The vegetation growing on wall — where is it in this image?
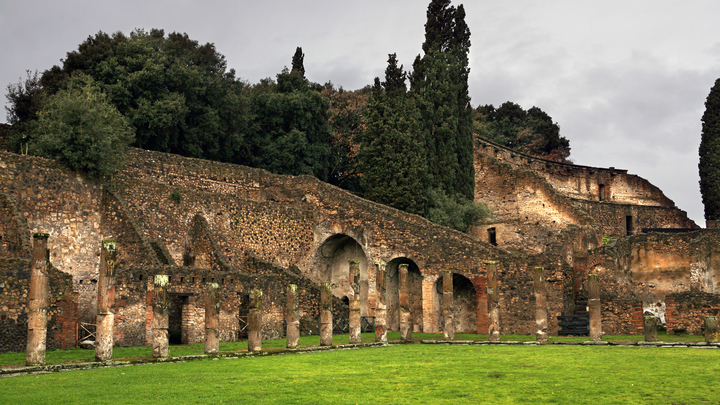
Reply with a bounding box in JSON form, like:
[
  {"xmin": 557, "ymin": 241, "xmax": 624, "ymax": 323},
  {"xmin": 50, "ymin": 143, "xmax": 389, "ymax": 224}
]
[{"xmin": 474, "ymin": 102, "xmax": 571, "ymax": 163}]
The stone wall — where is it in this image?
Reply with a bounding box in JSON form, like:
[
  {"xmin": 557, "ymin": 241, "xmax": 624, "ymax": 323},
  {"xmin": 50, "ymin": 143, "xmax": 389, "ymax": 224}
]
[
  {"xmin": 0, "ymin": 258, "xmax": 78, "ymax": 352},
  {"xmin": 581, "ymin": 230, "xmax": 720, "ymax": 334},
  {"xmin": 472, "ymin": 137, "xmax": 698, "ymax": 256},
  {"xmin": 0, "ymin": 151, "xmax": 102, "ymax": 322}
]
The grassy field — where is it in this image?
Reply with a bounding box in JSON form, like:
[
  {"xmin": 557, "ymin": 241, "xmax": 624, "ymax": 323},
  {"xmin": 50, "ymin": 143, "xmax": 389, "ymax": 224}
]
[{"xmin": 1, "ymin": 333, "xmax": 719, "ymax": 404}]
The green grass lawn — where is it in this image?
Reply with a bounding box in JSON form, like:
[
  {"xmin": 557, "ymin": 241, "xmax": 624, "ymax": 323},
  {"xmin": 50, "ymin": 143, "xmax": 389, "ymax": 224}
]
[
  {"xmin": 0, "ymin": 331, "xmax": 708, "ymax": 368},
  {"xmin": 1, "ymin": 342, "xmax": 719, "ymax": 404}
]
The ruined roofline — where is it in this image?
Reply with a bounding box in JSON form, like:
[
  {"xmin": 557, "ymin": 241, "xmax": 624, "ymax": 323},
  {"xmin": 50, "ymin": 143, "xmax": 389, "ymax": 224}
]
[{"xmin": 474, "ymin": 135, "xmax": 628, "ymax": 175}]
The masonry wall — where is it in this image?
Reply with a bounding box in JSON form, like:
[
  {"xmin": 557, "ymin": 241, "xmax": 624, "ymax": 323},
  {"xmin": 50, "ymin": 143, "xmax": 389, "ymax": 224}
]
[
  {"xmin": 0, "ymin": 151, "xmax": 102, "ymax": 322},
  {"xmin": 0, "ymin": 258, "xmax": 78, "ymax": 352},
  {"xmin": 581, "ymin": 230, "xmax": 720, "ymax": 334}
]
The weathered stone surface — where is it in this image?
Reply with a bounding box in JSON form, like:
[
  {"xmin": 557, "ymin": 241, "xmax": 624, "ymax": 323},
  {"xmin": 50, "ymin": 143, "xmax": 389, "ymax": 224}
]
[
  {"xmin": 399, "ymin": 264, "xmax": 412, "ymax": 341},
  {"xmin": 588, "ymin": 274, "xmax": 601, "ymax": 341},
  {"xmin": 644, "ymin": 315, "xmax": 658, "ymax": 342},
  {"xmin": 152, "ymin": 275, "xmax": 169, "ymax": 358},
  {"xmin": 286, "ymin": 284, "xmax": 300, "ymax": 349},
  {"xmin": 486, "ymin": 261, "xmax": 500, "ymax": 342},
  {"xmin": 95, "ymin": 239, "xmax": 116, "ymax": 362},
  {"xmin": 442, "ymin": 271, "xmax": 454, "ymax": 340},
  {"xmin": 205, "ymin": 282, "xmax": 220, "ymax": 355},
  {"xmin": 248, "ymin": 289, "xmax": 263, "ymax": 352},
  {"xmin": 320, "ymin": 281, "xmax": 333, "ymax": 346},
  {"xmin": 533, "ymin": 267, "xmax": 548, "ymax": 343},
  {"xmin": 349, "ymin": 260, "xmax": 361, "ymax": 344},
  {"xmin": 703, "ymin": 316, "xmax": 718, "ymax": 343},
  {"xmin": 26, "ymin": 233, "xmax": 49, "ymax": 366},
  {"xmin": 374, "ymin": 262, "xmax": 387, "ymax": 343}
]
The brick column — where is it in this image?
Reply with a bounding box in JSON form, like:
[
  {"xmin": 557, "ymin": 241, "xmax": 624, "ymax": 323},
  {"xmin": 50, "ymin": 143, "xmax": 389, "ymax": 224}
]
[
  {"xmin": 588, "ymin": 274, "xmax": 601, "ymax": 341},
  {"xmin": 286, "ymin": 284, "xmax": 300, "ymax": 349},
  {"xmin": 26, "ymin": 233, "xmax": 49, "ymax": 366},
  {"xmin": 320, "ymin": 281, "xmax": 333, "ymax": 346},
  {"xmin": 153, "ymin": 275, "xmax": 169, "ymax": 358},
  {"xmin": 631, "ymin": 302, "xmax": 644, "ymax": 334},
  {"xmin": 248, "ymin": 289, "xmax": 263, "ymax": 352},
  {"xmin": 471, "ymin": 277, "xmax": 488, "ymax": 334},
  {"xmin": 486, "ymin": 261, "xmax": 500, "ymax": 341},
  {"xmin": 374, "ymin": 262, "xmax": 387, "ymax": 343},
  {"xmin": 422, "ymin": 274, "xmax": 440, "ymax": 333},
  {"xmin": 349, "ymin": 260, "xmax": 361, "ymax": 344},
  {"xmin": 534, "ymin": 267, "xmax": 548, "ymax": 343},
  {"xmin": 205, "ymin": 282, "xmax": 220, "ymax": 354},
  {"xmin": 95, "ymin": 238, "xmax": 117, "ymax": 361},
  {"xmin": 399, "ymin": 263, "xmax": 412, "ymax": 341},
  {"xmin": 442, "ymin": 271, "xmax": 454, "ymax": 340}
]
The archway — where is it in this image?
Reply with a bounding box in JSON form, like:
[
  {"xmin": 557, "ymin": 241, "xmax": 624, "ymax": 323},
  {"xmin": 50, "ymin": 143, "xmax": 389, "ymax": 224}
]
[
  {"xmin": 386, "ymin": 258, "xmax": 423, "ymax": 332},
  {"xmin": 433, "ymin": 273, "xmax": 478, "ymax": 334},
  {"xmin": 316, "ymin": 234, "xmax": 370, "ymax": 316}
]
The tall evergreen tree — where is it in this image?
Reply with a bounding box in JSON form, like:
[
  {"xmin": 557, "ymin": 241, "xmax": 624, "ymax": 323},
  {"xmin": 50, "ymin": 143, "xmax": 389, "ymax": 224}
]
[
  {"xmin": 359, "ymin": 54, "xmax": 428, "ymax": 215},
  {"xmin": 410, "ymin": 0, "xmax": 474, "ymax": 200},
  {"xmin": 699, "ymin": 78, "xmax": 720, "ymax": 224}
]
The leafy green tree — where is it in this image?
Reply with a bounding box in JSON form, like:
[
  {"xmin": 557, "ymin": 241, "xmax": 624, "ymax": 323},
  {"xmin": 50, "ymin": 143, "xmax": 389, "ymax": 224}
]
[
  {"xmin": 20, "ymin": 29, "xmax": 250, "ymax": 163},
  {"xmin": 699, "ymin": 78, "xmax": 720, "ymax": 223},
  {"xmin": 5, "ymin": 70, "xmax": 44, "ymax": 128},
  {"xmin": 359, "ymin": 54, "xmax": 429, "ymax": 215},
  {"xmin": 474, "ymin": 102, "xmax": 571, "ymax": 162},
  {"xmin": 321, "ymin": 83, "xmax": 370, "ymax": 193},
  {"xmin": 24, "ymin": 74, "xmax": 134, "ymax": 176},
  {"xmin": 425, "ymin": 188, "xmax": 489, "ymax": 233},
  {"xmin": 410, "ymin": 0, "xmax": 475, "ymax": 201},
  {"xmin": 246, "ymin": 49, "xmax": 336, "ymax": 181}
]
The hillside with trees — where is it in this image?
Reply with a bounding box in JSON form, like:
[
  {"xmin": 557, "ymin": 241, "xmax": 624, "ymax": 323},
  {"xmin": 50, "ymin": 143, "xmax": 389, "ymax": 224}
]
[{"xmin": 4, "ymin": 0, "xmax": 569, "ymax": 232}]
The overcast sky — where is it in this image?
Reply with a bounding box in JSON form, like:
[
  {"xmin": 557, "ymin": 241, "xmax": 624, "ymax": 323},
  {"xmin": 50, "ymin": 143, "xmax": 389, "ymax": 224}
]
[{"xmin": 2, "ymin": 0, "xmax": 719, "ymax": 226}]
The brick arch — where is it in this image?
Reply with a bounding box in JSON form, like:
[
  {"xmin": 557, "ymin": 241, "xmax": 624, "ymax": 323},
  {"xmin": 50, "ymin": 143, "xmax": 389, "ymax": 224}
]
[
  {"xmin": 312, "ymin": 234, "xmax": 370, "ymax": 316},
  {"xmin": 385, "ymin": 257, "xmax": 422, "ymax": 332}
]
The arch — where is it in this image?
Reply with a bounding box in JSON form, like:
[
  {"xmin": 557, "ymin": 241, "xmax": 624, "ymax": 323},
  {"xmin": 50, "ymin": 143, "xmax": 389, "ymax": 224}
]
[
  {"xmin": 432, "ymin": 273, "xmax": 478, "ymax": 334},
  {"xmin": 314, "ymin": 234, "xmax": 370, "ymax": 316},
  {"xmin": 386, "ymin": 257, "xmax": 423, "ymax": 332}
]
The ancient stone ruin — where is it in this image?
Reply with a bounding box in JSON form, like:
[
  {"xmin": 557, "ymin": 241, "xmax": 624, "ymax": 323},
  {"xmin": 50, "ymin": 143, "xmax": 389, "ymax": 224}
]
[{"xmin": 1, "ymin": 134, "xmax": 717, "ymax": 354}]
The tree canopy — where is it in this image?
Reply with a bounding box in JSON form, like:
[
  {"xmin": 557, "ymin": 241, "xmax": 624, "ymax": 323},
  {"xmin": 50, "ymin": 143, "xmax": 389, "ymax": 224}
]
[
  {"xmin": 699, "ymin": 78, "xmax": 720, "ymax": 223},
  {"xmin": 410, "ymin": 0, "xmax": 475, "ymax": 201},
  {"xmin": 359, "ymin": 54, "xmax": 428, "ymax": 215},
  {"xmin": 474, "ymin": 102, "xmax": 571, "ymax": 162},
  {"xmin": 23, "ymin": 74, "xmax": 134, "ymax": 176}
]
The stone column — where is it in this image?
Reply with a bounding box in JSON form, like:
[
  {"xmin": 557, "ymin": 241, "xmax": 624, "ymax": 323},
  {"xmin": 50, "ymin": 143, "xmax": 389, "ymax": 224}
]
[
  {"xmin": 442, "ymin": 271, "xmax": 454, "ymax": 340},
  {"xmin": 26, "ymin": 233, "xmax": 49, "ymax": 366},
  {"xmin": 704, "ymin": 316, "xmax": 718, "ymax": 343},
  {"xmin": 320, "ymin": 281, "xmax": 333, "ymax": 346},
  {"xmin": 95, "ymin": 238, "xmax": 117, "ymax": 362},
  {"xmin": 375, "ymin": 262, "xmax": 387, "ymax": 343},
  {"xmin": 204, "ymin": 282, "xmax": 220, "ymax": 354},
  {"xmin": 349, "ymin": 260, "xmax": 362, "ymax": 344},
  {"xmin": 248, "ymin": 289, "xmax": 263, "ymax": 352},
  {"xmin": 153, "ymin": 275, "xmax": 170, "ymax": 358},
  {"xmin": 588, "ymin": 274, "xmax": 602, "ymax": 341},
  {"xmin": 534, "ymin": 267, "xmax": 548, "ymax": 343},
  {"xmin": 399, "ymin": 263, "xmax": 412, "ymax": 341},
  {"xmin": 486, "ymin": 261, "xmax": 500, "ymax": 342},
  {"xmin": 286, "ymin": 284, "xmax": 300, "ymax": 349},
  {"xmin": 644, "ymin": 315, "xmax": 658, "ymax": 342}
]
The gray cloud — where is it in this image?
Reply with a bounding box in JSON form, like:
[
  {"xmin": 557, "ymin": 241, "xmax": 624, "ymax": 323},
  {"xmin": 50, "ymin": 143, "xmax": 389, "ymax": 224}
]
[{"xmin": 2, "ymin": 0, "xmax": 719, "ymax": 226}]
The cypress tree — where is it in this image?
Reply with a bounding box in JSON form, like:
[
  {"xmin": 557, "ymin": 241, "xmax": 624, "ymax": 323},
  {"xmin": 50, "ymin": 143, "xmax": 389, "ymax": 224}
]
[
  {"xmin": 699, "ymin": 78, "xmax": 720, "ymax": 224},
  {"xmin": 410, "ymin": 0, "xmax": 474, "ymax": 200},
  {"xmin": 359, "ymin": 54, "xmax": 429, "ymax": 215}
]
